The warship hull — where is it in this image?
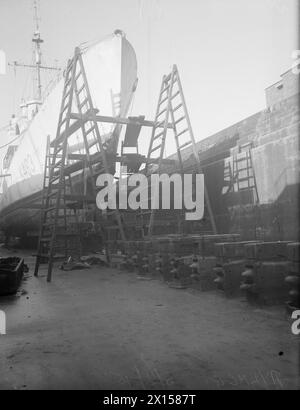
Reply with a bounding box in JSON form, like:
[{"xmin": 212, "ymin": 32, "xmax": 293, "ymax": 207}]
[{"xmin": 0, "ymin": 32, "xmax": 137, "ymax": 238}]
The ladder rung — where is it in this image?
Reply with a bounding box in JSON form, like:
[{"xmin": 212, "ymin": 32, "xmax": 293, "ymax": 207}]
[
  {"xmin": 48, "ymin": 181, "xmax": 63, "ymax": 189},
  {"xmin": 77, "ymin": 84, "xmax": 85, "ymax": 94},
  {"xmin": 237, "ymin": 167, "xmax": 251, "ymax": 172},
  {"xmin": 46, "ymin": 156, "xmax": 57, "ymax": 165},
  {"xmin": 155, "ymin": 120, "xmax": 165, "ymax": 129},
  {"xmin": 177, "ymin": 128, "xmax": 189, "ymax": 137},
  {"xmin": 173, "ymin": 102, "xmax": 183, "ymax": 112},
  {"xmin": 52, "ymin": 145, "xmax": 64, "ymax": 158},
  {"xmin": 160, "ymin": 85, "xmax": 170, "ymax": 95},
  {"xmin": 85, "ymin": 125, "xmax": 95, "ymax": 136},
  {"xmin": 65, "ymin": 66, "xmax": 73, "ymax": 78},
  {"xmin": 238, "ymin": 186, "xmax": 254, "ymax": 191},
  {"xmin": 63, "ymin": 89, "xmax": 71, "ymax": 102},
  {"xmin": 47, "ymin": 191, "xmax": 58, "ymax": 198},
  {"xmin": 157, "ymin": 107, "xmax": 167, "ymax": 118},
  {"xmin": 66, "ymin": 60, "xmax": 74, "ymax": 73},
  {"xmin": 45, "ymin": 207, "xmax": 56, "ymax": 213},
  {"xmin": 75, "ymin": 72, "xmax": 81, "ymax": 81},
  {"xmin": 79, "ymin": 97, "xmax": 89, "ymax": 108},
  {"xmin": 165, "ymin": 73, "xmax": 172, "ymax": 82},
  {"xmin": 171, "ymin": 90, "xmax": 180, "ymax": 100},
  {"xmin": 240, "ymin": 142, "xmax": 253, "ymax": 148},
  {"xmin": 159, "ymin": 95, "xmax": 169, "ymax": 106},
  {"xmin": 61, "ymin": 104, "xmax": 69, "ymax": 116},
  {"xmin": 50, "ymin": 175, "xmax": 60, "ymax": 183},
  {"xmin": 58, "ymin": 113, "xmax": 68, "ymax": 129},
  {"xmin": 65, "ymin": 77, "xmax": 72, "ymax": 88},
  {"xmin": 179, "ymin": 141, "xmax": 192, "ymax": 150},
  {"xmin": 88, "ymin": 139, "xmax": 99, "ymax": 149},
  {"xmin": 50, "ymin": 159, "xmax": 63, "ymax": 169},
  {"xmin": 54, "ymin": 145, "xmax": 63, "ymax": 154},
  {"xmin": 174, "ymin": 115, "xmax": 185, "ymax": 125},
  {"xmin": 153, "ymin": 130, "xmax": 164, "ymax": 141},
  {"xmin": 238, "ymin": 177, "xmax": 254, "ymax": 182},
  {"xmin": 235, "ymin": 155, "xmax": 249, "ymax": 161},
  {"xmin": 149, "ymin": 145, "xmax": 161, "ymax": 154}
]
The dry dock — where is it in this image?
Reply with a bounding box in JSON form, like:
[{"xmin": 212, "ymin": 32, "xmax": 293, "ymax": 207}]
[{"xmin": 0, "ymin": 249, "xmax": 298, "ymax": 390}]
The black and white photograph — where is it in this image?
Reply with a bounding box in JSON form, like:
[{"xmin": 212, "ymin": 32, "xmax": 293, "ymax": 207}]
[{"xmin": 0, "ymin": 0, "xmax": 299, "ymax": 394}]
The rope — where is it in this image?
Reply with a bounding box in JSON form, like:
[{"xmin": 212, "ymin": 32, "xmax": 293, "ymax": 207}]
[
  {"xmin": 0, "ymin": 133, "xmax": 22, "ymax": 150},
  {"xmin": 79, "ymin": 33, "xmax": 112, "ymax": 52}
]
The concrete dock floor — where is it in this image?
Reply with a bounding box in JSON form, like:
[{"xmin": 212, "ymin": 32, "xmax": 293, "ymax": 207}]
[{"xmin": 0, "ymin": 249, "xmax": 299, "ymax": 390}]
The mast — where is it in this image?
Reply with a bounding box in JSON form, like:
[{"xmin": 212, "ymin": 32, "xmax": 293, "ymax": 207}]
[
  {"xmin": 32, "ymin": 0, "xmax": 43, "ymax": 101},
  {"xmin": 8, "ymin": 0, "xmax": 60, "ymax": 107}
]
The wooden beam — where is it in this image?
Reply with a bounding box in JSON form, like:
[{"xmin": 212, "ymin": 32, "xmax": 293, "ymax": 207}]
[
  {"xmin": 22, "ymin": 203, "xmax": 43, "ymax": 209},
  {"xmin": 115, "ymin": 155, "xmax": 176, "ymax": 165},
  {"xmin": 64, "ymin": 194, "xmax": 95, "ymax": 203},
  {"xmin": 50, "ymin": 118, "xmax": 82, "ymax": 147},
  {"xmin": 69, "ymin": 113, "xmax": 174, "ymax": 129}
]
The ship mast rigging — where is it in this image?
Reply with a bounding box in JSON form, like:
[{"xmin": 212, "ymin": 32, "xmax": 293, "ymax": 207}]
[
  {"xmin": 32, "ymin": 0, "xmax": 43, "ymax": 101},
  {"xmin": 8, "ymin": 0, "xmax": 60, "ymax": 103}
]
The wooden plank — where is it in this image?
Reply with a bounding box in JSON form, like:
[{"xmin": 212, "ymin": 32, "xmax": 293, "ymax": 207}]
[
  {"xmin": 69, "ymin": 113, "xmax": 174, "ymax": 129},
  {"xmin": 64, "ymin": 194, "xmax": 95, "ymax": 203},
  {"xmin": 50, "ymin": 119, "xmax": 82, "ymax": 147}
]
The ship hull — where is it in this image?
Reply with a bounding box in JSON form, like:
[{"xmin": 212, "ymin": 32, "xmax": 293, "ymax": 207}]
[{"xmin": 0, "ymin": 32, "xmax": 137, "ymax": 236}]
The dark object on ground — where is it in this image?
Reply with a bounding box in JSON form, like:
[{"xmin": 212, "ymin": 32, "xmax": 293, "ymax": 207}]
[
  {"xmin": 80, "ymin": 255, "xmax": 108, "ymax": 266},
  {"xmin": 60, "ymin": 254, "xmax": 108, "ymax": 271},
  {"xmin": 60, "ymin": 259, "xmax": 91, "ymax": 271},
  {"xmin": 0, "ymin": 257, "xmax": 25, "ymax": 295}
]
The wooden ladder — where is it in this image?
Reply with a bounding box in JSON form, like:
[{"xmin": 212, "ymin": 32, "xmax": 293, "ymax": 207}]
[
  {"xmin": 34, "ymin": 47, "xmax": 125, "ymax": 282},
  {"xmin": 233, "ymin": 142, "xmax": 259, "ymax": 203},
  {"xmin": 144, "ymin": 64, "xmax": 217, "ymax": 236}
]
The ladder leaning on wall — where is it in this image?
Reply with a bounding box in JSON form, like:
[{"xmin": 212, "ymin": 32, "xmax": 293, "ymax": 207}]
[{"xmin": 33, "ymin": 47, "xmax": 126, "ymax": 282}]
